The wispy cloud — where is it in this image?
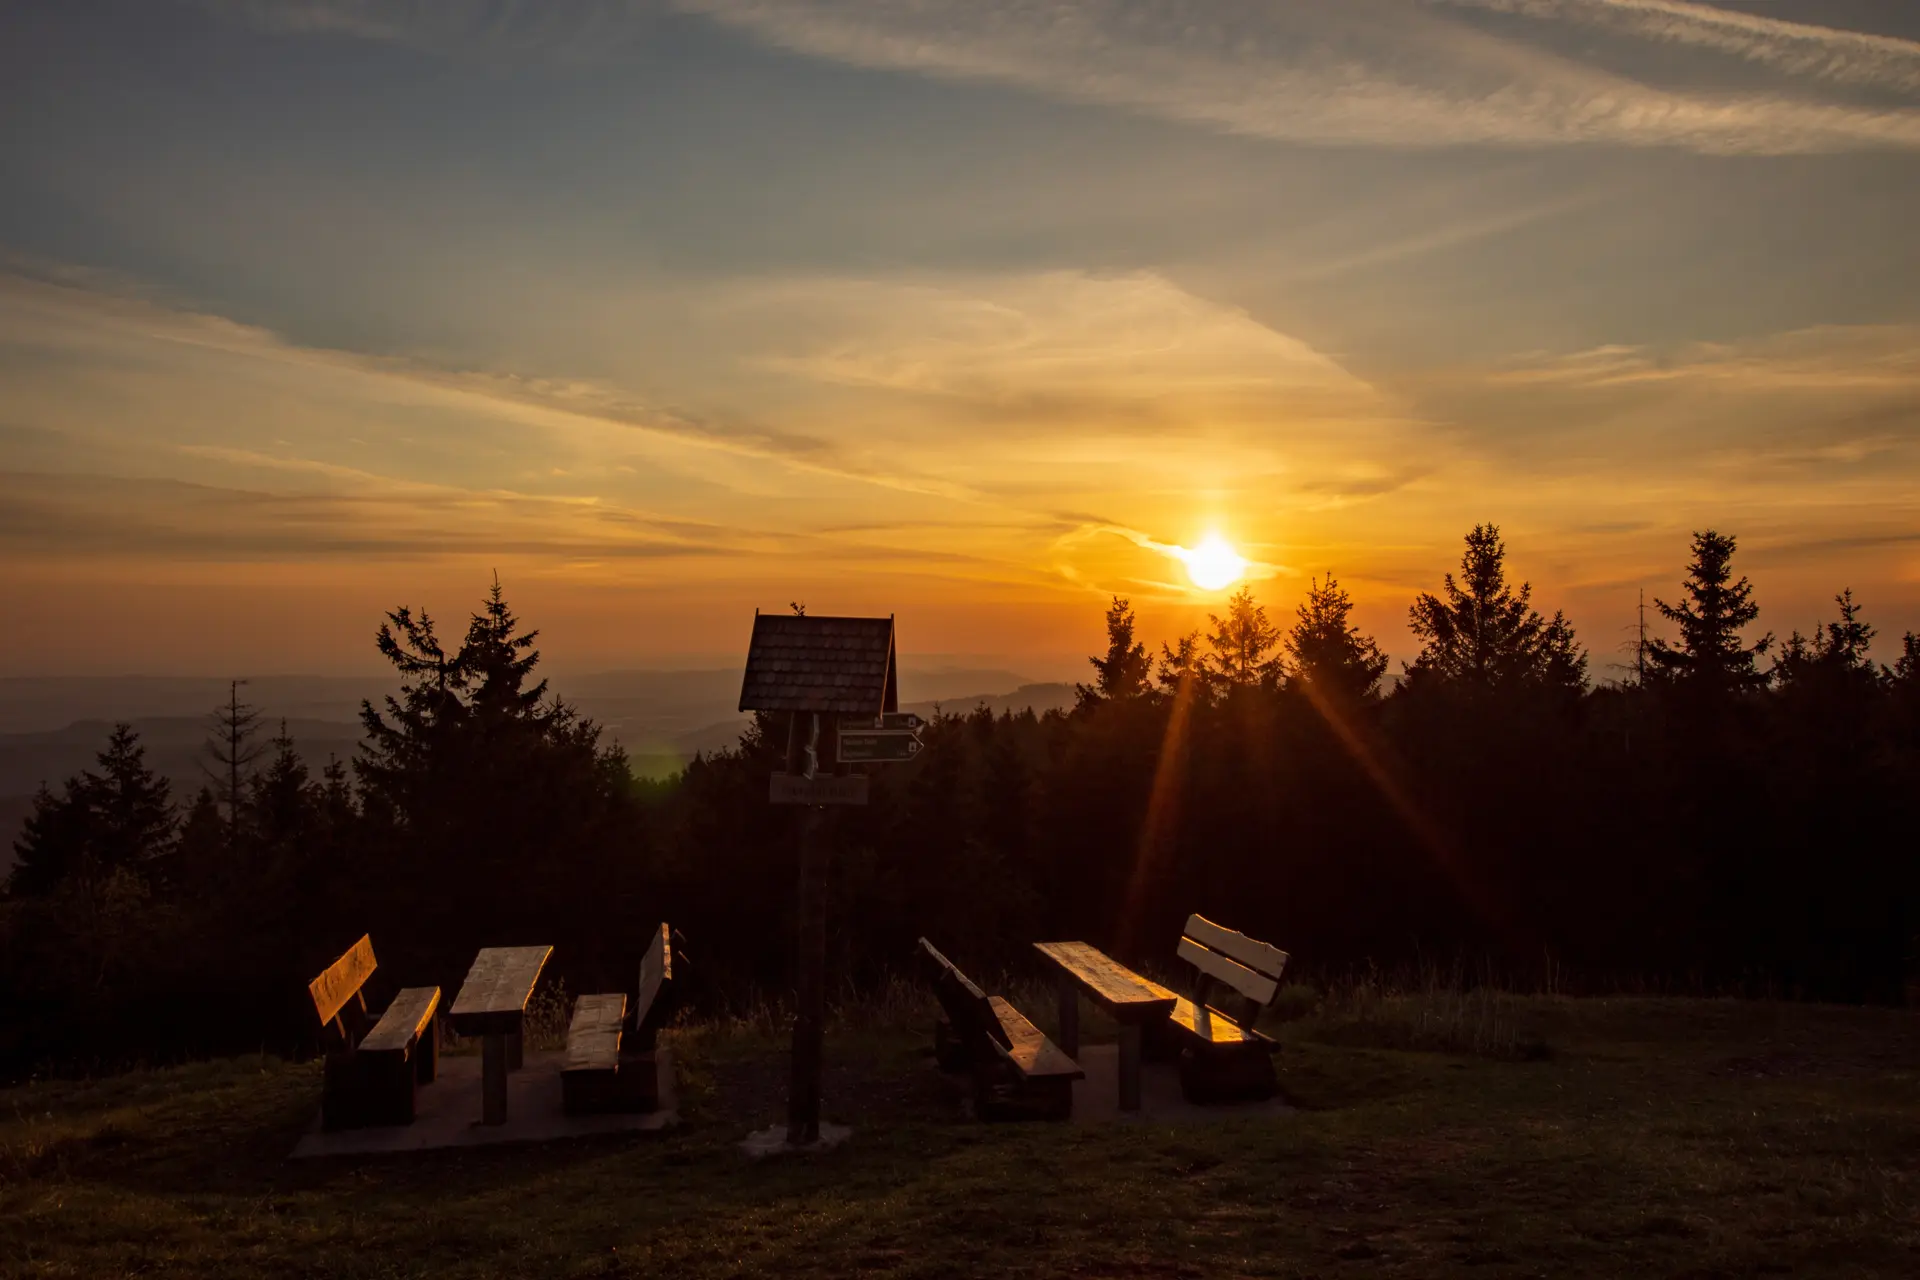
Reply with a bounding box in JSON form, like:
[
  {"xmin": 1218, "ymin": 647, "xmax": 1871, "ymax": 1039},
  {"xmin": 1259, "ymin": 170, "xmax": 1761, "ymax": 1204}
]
[
  {"xmin": 0, "ymin": 270, "xmax": 980, "ymax": 502},
  {"xmin": 207, "ymin": 1, "xmax": 1920, "ymax": 153},
  {"xmin": 1445, "ymin": 0, "xmax": 1920, "ymax": 94},
  {"xmin": 675, "ymin": 0, "xmax": 1920, "ymax": 154},
  {"xmin": 728, "ymin": 270, "xmax": 1385, "ymax": 423}
]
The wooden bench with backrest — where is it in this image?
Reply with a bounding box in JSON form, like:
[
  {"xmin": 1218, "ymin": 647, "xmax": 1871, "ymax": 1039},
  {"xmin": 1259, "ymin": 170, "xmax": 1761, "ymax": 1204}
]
[
  {"xmin": 1154, "ymin": 914, "xmax": 1291, "ymax": 1103},
  {"xmin": 918, "ymin": 938, "xmax": 1083, "ymax": 1120},
  {"xmin": 308, "ymin": 935, "xmax": 442, "ymax": 1130},
  {"xmin": 561, "ymin": 922, "xmax": 676, "ymax": 1115}
]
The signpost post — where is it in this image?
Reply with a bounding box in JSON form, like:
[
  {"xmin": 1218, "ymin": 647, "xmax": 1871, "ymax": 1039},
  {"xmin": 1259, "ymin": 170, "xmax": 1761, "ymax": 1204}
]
[{"xmin": 737, "ymin": 611, "xmax": 909, "ymax": 1153}]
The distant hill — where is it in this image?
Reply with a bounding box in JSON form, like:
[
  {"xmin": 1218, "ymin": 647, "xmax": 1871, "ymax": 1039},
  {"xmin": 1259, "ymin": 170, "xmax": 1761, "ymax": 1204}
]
[
  {"xmin": 659, "ymin": 682, "xmax": 1078, "ymax": 778},
  {"xmin": 0, "ymin": 664, "xmax": 1051, "ymax": 854}
]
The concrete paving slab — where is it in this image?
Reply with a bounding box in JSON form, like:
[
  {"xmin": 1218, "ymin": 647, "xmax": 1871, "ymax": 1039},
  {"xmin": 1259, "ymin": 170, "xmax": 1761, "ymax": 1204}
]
[
  {"xmin": 1068, "ymin": 1045, "xmax": 1293, "ymax": 1125},
  {"xmin": 740, "ymin": 1121, "xmax": 853, "ymax": 1158},
  {"xmin": 290, "ymin": 1048, "xmax": 677, "ymax": 1158}
]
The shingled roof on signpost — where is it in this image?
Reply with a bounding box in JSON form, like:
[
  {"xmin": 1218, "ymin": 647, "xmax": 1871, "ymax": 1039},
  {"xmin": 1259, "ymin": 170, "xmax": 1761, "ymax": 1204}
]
[{"xmin": 738, "ymin": 613, "xmax": 898, "ymax": 715}]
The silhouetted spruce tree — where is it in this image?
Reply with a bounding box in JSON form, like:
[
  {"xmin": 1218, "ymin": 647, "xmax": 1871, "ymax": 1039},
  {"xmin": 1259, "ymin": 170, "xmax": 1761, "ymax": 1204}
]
[
  {"xmin": 1406, "ymin": 524, "xmax": 1584, "ymax": 692},
  {"xmin": 252, "ymin": 722, "xmax": 318, "ymax": 846},
  {"xmin": 354, "ymin": 580, "xmax": 639, "ymax": 979},
  {"xmin": 1156, "ymin": 631, "xmax": 1204, "ymax": 694},
  {"xmin": 203, "ymin": 679, "xmax": 265, "ymax": 840},
  {"xmin": 1647, "ymin": 530, "xmax": 1771, "ymax": 696},
  {"xmin": 1284, "ymin": 574, "xmax": 1389, "ymax": 703},
  {"xmin": 1076, "ymin": 595, "xmax": 1153, "ymax": 707},
  {"xmin": 8, "ymin": 783, "xmax": 90, "ymax": 897},
  {"xmin": 1205, "ymin": 586, "xmax": 1283, "ymax": 691},
  {"xmin": 1774, "ymin": 590, "xmax": 1881, "ymax": 694},
  {"xmin": 7, "ymin": 724, "xmax": 174, "ymax": 896},
  {"xmin": 171, "ymin": 785, "xmax": 227, "ymax": 891},
  {"xmin": 463, "ymin": 575, "xmax": 550, "ymax": 725},
  {"xmin": 355, "ymin": 606, "xmax": 466, "ymax": 824}
]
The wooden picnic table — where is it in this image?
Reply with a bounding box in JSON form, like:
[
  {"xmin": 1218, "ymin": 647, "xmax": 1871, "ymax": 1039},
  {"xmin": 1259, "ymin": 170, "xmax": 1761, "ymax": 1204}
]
[
  {"xmin": 1032, "ymin": 940, "xmax": 1176, "ymax": 1111},
  {"xmin": 449, "ymin": 944, "xmax": 552, "ymax": 1125}
]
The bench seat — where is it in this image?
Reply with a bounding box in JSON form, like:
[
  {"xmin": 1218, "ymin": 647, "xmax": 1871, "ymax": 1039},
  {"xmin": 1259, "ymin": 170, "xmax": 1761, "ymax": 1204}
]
[
  {"xmin": 360, "ymin": 986, "xmax": 443, "ymax": 1075},
  {"xmin": 1164, "ymin": 995, "xmax": 1269, "ymax": 1046},
  {"xmin": 920, "ymin": 938, "xmax": 1081, "ymax": 1121},
  {"xmin": 988, "ymin": 997, "xmax": 1084, "ymax": 1080},
  {"xmin": 561, "ymin": 992, "xmax": 627, "ymax": 1115},
  {"xmin": 561, "ymin": 924, "xmax": 675, "ymax": 1116}
]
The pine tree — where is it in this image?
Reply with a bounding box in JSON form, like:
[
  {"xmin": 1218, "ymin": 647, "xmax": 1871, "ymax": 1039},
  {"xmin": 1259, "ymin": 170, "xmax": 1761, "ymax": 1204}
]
[
  {"xmin": 8, "ymin": 781, "xmax": 90, "ymax": 896},
  {"xmin": 252, "ymin": 721, "xmax": 317, "ymax": 844},
  {"xmin": 1407, "ymin": 524, "xmax": 1585, "ymax": 692},
  {"xmin": 1076, "ymin": 596, "xmax": 1152, "ymax": 707},
  {"xmin": 1647, "ymin": 530, "xmax": 1771, "ymax": 695},
  {"xmin": 7, "ymin": 724, "xmax": 173, "ymax": 896},
  {"xmin": 203, "ymin": 679, "xmax": 265, "ymax": 837},
  {"xmin": 172, "ymin": 785, "xmax": 228, "ymax": 890},
  {"xmin": 463, "ymin": 574, "xmax": 549, "ymax": 725},
  {"xmin": 1205, "ymin": 587, "xmax": 1282, "ymax": 690},
  {"xmin": 1775, "ymin": 590, "xmax": 1884, "ymax": 695},
  {"xmin": 85, "ymin": 724, "xmax": 174, "ymax": 873},
  {"xmin": 357, "ymin": 606, "xmax": 466, "ymax": 814},
  {"xmin": 1284, "ymin": 574, "xmax": 1389, "ymax": 703},
  {"xmin": 1157, "ymin": 631, "xmax": 1204, "ymax": 693}
]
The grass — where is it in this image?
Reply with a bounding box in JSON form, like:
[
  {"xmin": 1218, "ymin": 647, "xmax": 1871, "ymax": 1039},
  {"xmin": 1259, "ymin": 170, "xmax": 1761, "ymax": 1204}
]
[{"xmin": 3, "ymin": 992, "xmax": 1918, "ymax": 1277}]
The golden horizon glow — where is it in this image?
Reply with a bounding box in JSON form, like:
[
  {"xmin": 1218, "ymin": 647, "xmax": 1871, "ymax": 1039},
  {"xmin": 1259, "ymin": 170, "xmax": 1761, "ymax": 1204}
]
[{"xmin": 1177, "ymin": 534, "xmax": 1248, "ymax": 592}]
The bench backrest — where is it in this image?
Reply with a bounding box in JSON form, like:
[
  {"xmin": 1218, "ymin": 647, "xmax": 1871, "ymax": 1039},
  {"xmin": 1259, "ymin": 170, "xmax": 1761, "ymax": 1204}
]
[
  {"xmin": 310, "ymin": 934, "xmax": 377, "ymax": 1046},
  {"xmin": 635, "ymin": 922, "xmax": 673, "ymax": 1032},
  {"xmin": 917, "ymin": 938, "xmax": 1011, "ymax": 1050},
  {"xmin": 1175, "ymin": 915, "xmax": 1289, "ymax": 1015}
]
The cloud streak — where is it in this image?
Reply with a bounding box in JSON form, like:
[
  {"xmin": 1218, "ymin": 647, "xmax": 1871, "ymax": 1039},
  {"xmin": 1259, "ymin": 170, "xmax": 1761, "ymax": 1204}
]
[
  {"xmin": 0, "ymin": 269, "xmax": 983, "ymax": 503},
  {"xmin": 676, "ymin": 0, "xmax": 1920, "ymax": 154},
  {"xmin": 1446, "ymin": 0, "xmax": 1920, "ymax": 95}
]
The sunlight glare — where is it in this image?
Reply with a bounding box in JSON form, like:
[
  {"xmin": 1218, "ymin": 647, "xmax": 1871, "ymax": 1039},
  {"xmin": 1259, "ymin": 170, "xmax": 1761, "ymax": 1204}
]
[{"xmin": 1179, "ymin": 534, "xmax": 1247, "ymax": 591}]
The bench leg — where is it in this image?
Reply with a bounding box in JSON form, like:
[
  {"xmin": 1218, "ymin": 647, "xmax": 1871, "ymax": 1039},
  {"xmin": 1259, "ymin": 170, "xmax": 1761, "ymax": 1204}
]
[
  {"xmin": 482, "ymin": 1034, "xmax": 509, "ymax": 1125},
  {"xmin": 506, "ymin": 1028, "xmax": 523, "ymax": 1071},
  {"xmin": 416, "ymin": 1017, "xmax": 440, "ymax": 1084},
  {"xmin": 1118, "ymin": 1023, "xmax": 1143, "ymax": 1112},
  {"xmin": 1055, "ymin": 972, "xmax": 1080, "ymax": 1059}
]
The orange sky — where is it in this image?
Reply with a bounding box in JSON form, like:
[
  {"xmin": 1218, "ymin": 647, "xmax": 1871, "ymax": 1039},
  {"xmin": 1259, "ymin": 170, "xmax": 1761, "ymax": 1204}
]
[{"xmin": 3, "ymin": 2, "xmax": 1918, "ymax": 677}]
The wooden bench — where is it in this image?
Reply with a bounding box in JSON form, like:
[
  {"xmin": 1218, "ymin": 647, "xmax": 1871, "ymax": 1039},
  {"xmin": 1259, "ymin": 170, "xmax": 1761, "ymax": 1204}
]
[
  {"xmin": 918, "ymin": 938, "xmax": 1083, "ymax": 1121},
  {"xmin": 1154, "ymin": 914, "xmax": 1290, "ymax": 1103},
  {"xmin": 561, "ymin": 922, "xmax": 675, "ymax": 1115},
  {"xmin": 308, "ymin": 935, "xmax": 442, "ymax": 1131}
]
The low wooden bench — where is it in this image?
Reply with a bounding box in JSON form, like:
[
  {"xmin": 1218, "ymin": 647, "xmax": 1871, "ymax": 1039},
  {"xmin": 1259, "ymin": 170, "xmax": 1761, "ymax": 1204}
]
[
  {"xmin": 561, "ymin": 922, "xmax": 675, "ymax": 1116},
  {"xmin": 919, "ymin": 938, "xmax": 1083, "ymax": 1121},
  {"xmin": 1155, "ymin": 914, "xmax": 1290, "ymax": 1103},
  {"xmin": 308, "ymin": 935, "xmax": 442, "ymax": 1131}
]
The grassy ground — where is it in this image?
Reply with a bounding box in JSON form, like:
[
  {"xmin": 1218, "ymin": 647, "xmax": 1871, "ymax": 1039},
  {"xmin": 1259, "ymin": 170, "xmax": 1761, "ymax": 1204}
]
[{"xmin": 3, "ymin": 993, "xmax": 1918, "ymax": 1278}]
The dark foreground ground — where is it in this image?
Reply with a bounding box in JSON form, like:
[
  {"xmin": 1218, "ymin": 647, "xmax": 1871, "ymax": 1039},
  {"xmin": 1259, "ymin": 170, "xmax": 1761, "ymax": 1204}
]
[{"xmin": 2, "ymin": 994, "xmax": 1917, "ymax": 1278}]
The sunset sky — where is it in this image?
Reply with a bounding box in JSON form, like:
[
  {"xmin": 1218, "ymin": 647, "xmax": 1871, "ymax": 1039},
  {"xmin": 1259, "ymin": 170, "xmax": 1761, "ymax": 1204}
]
[{"xmin": 3, "ymin": 0, "xmax": 1918, "ymax": 678}]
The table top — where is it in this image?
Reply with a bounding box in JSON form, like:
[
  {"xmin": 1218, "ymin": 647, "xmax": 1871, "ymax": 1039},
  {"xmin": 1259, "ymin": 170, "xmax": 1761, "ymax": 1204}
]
[
  {"xmin": 1033, "ymin": 941, "xmax": 1177, "ymax": 1018},
  {"xmin": 449, "ymin": 945, "xmax": 552, "ymax": 1035}
]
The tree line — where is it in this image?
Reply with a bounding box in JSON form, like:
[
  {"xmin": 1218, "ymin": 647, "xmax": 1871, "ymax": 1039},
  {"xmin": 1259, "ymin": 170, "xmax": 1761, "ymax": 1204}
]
[{"xmin": 3, "ymin": 529, "xmax": 1917, "ymax": 1073}]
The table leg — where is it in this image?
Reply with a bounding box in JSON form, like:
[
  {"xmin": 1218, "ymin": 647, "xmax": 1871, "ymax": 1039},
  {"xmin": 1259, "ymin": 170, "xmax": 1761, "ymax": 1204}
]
[
  {"xmin": 506, "ymin": 1028, "xmax": 523, "ymax": 1071},
  {"xmin": 482, "ymin": 1033, "xmax": 508, "ymax": 1125},
  {"xmin": 1055, "ymin": 971, "xmax": 1080, "ymax": 1059},
  {"xmin": 1118, "ymin": 1023, "xmax": 1143, "ymax": 1112}
]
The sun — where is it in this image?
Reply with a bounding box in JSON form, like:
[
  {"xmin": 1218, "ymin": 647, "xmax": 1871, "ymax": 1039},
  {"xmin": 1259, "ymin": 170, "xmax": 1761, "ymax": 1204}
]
[{"xmin": 1179, "ymin": 534, "xmax": 1247, "ymax": 591}]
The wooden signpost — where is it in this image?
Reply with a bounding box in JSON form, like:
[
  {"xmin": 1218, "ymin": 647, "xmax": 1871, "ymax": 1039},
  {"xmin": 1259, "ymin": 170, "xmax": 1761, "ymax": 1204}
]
[{"xmin": 739, "ymin": 611, "xmax": 908, "ymax": 1148}]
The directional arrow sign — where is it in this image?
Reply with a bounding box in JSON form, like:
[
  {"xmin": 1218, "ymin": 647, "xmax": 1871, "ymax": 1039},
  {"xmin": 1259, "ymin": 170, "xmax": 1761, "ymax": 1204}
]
[
  {"xmin": 838, "ymin": 712, "xmax": 926, "ymax": 733},
  {"xmin": 837, "ymin": 730, "xmax": 923, "ymax": 763}
]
